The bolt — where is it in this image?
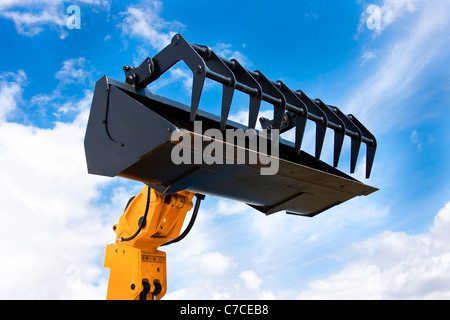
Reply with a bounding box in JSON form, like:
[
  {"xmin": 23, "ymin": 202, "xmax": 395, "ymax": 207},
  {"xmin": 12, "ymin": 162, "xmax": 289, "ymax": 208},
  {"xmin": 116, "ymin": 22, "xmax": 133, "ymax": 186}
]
[
  {"xmin": 123, "ymin": 65, "xmax": 131, "ymax": 71},
  {"xmin": 130, "ymin": 283, "xmax": 135, "ymax": 290},
  {"xmin": 126, "ymin": 75, "xmax": 134, "ymax": 85},
  {"xmin": 196, "ymin": 65, "xmax": 203, "ymax": 74},
  {"xmin": 172, "ymin": 34, "xmax": 180, "ymax": 45}
]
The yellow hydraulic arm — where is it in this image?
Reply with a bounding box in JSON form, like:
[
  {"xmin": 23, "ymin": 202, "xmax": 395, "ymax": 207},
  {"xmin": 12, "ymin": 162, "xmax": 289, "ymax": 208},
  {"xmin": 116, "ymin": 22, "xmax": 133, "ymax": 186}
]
[{"xmin": 104, "ymin": 185, "xmax": 203, "ymax": 300}]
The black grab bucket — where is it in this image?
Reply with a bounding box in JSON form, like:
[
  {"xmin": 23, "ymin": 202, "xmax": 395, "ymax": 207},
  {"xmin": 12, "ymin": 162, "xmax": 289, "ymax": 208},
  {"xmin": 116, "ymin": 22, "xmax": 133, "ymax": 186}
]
[{"xmin": 84, "ymin": 34, "xmax": 378, "ymax": 217}]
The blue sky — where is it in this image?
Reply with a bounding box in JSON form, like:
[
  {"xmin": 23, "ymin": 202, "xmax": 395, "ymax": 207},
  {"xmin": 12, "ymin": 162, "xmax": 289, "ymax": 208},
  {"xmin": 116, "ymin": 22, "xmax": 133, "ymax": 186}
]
[{"xmin": 0, "ymin": 0, "xmax": 449, "ymax": 299}]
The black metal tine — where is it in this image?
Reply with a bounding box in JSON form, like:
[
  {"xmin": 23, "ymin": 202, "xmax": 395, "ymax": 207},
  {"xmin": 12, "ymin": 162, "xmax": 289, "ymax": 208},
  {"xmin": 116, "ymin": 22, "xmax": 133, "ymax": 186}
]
[
  {"xmin": 315, "ymin": 99, "xmax": 346, "ymax": 168},
  {"xmin": 348, "ymin": 114, "xmax": 377, "ymax": 179},
  {"xmin": 329, "ymin": 106, "xmax": 362, "ymax": 173},
  {"xmin": 150, "ymin": 34, "xmax": 208, "ymax": 121},
  {"xmin": 292, "ymin": 114, "xmax": 308, "ymax": 155},
  {"xmin": 276, "ymin": 81, "xmax": 308, "ymax": 154},
  {"xmin": 249, "ymin": 96, "xmax": 262, "ymax": 130},
  {"xmin": 195, "ymin": 45, "xmax": 236, "ymax": 130},
  {"xmin": 254, "ymin": 71, "xmax": 286, "ymax": 130},
  {"xmin": 220, "ymin": 85, "xmax": 235, "ymax": 130},
  {"xmin": 190, "ymin": 73, "xmax": 207, "ymax": 121},
  {"xmin": 295, "ymin": 90, "xmax": 327, "ymax": 160},
  {"xmin": 229, "ymin": 59, "xmax": 262, "ymax": 129}
]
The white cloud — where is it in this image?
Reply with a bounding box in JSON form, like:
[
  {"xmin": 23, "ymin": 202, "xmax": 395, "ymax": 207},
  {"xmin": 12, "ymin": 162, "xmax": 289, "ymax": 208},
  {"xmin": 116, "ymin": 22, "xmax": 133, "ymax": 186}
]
[
  {"xmin": 357, "ymin": 0, "xmax": 425, "ymax": 36},
  {"xmin": 0, "ymin": 92, "xmax": 106, "ymax": 299},
  {"xmin": 296, "ymin": 202, "xmax": 450, "ymax": 299},
  {"xmin": 30, "ymin": 57, "xmax": 94, "ymax": 121},
  {"xmin": 213, "ymin": 42, "xmax": 251, "ymax": 68},
  {"xmin": 193, "ymin": 252, "xmax": 235, "ymax": 276},
  {"xmin": 0, "ymin": 68, "xmax": 133, "ymax": 299},
  {"xmin": 359, "ymin": 47, "xmax": 376, "ymax": 66},
  {"xmin": 239, "ymin": 270, "xmax": 262, "ymax": 289},
  {"xmin": 348, "ymin": 0, "xmax": 450, "ymax": 131},
  {"xmin": 379, "ymin": 0, "xmax": 423, "ymax": 31},
  {"xmin": 0, "ymin": 70, "xmax": 26, "ymax": 122},
  {"xmin": 118, "ymin": 1, "xmax": 184, "ymax": 51},
  {"xmin": 1, "ymin": 7, "xmax": 65, "ymax": 36},
  {"xmin": 0, "ymin": 0, "xmax": 110, "ymax": 38},
  {"xmin": 55, "ymin": 57, "xmax": 90, "ymax": 86},
  {"xmin": 410, "ymin": 130, "xmax": 422, "ymax": 150}
]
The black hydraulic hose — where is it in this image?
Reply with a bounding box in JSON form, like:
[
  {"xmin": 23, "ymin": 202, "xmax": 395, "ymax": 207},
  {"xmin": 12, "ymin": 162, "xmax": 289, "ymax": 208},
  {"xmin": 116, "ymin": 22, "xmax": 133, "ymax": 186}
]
[
  {"xmin": 161, "ymin": 194, "xmax": 205, "ymax": 247},
  {"xmin": 119, "ymin": 186, "xmax": 151, "ymax": 242}
]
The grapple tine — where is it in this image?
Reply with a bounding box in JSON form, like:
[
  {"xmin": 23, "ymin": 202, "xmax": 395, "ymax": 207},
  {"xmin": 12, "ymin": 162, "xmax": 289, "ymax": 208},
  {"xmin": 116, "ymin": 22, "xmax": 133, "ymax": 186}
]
[
  {"xmin": 254, "ymin": 70, "xmax": 286, "ymax": 130},
  {"xmin": 140, "ymin": 34, "xmax": 208, "ymax": 121},
  {"xmin": 348, "ymin": 114, "xmax": 377, "ymax": 178},
  {"xmin": 190, "ymin": 73, "xmax": 206, "ymax": 121},
  {"xmin": 229, "ymin": 59, "xmax": 262, "ymax": 129},
  {"xmin": 350, "ymin": 137, "xmax": 362, "ymax": 173},
  {"xmin": 328, "ymin": 106, "xmax": 362, "ymax": 173},
  {"xmin": 296, "ymin": 90, "xmax": 327, "ymax": 160},
  {"xmin": 314, "ymin": 99, "xmax": 346, "ymax": 168},
  {"xmin": 249, "ymin": 95, "xmax": 262, "ymax": 130},
  {"xmin": 194, "ymin": 45, "xmax": 236, "ymax": 130},
  {"xmin": 293, "ymin": 112, "xmax": 308, "ymax": 155},
  {"xmin": 276, "ymin": 81, "xmax": 308, "ymax": 154},
  {"xmin": 220, "ymin": 85, "xmax": 235, "ymax": 130}
]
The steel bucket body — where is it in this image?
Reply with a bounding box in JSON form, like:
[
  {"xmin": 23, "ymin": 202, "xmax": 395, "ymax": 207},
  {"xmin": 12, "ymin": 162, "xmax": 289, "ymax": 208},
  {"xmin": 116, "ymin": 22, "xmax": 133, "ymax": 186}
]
[{"xmin": 84, "ymin": 76, "xmax": 377, "ymax": 217}]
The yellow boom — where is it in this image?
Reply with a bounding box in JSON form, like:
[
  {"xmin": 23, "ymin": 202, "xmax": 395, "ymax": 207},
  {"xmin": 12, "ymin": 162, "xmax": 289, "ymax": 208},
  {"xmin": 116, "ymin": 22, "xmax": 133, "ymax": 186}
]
[{"xmin": 104, "ymin": 185, "xmax": 197, "ymax": 300}]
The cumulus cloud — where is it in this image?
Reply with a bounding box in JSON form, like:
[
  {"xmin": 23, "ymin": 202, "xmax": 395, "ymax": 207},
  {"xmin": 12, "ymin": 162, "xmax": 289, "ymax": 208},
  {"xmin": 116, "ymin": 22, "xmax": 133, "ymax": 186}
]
[
  {"xmin": 0, "ymin": 94, "xmax": 106, "ymax": 298},
  {"xmin": 296, "ymin": 202, "xmax": 450, "ymax": 299},
  {"xmin": 55, "ymin": 57, "xmax": 91, "ymax": 86},
  {"xmin": 0, "ymin": 70, "xmax": 26, "ymax": 122},
  {"xmin": 29, "ymin": 57, "xmax": 95, "ymax": 123},
  {"xmin": 0, "ymin": 64, "xmax": 133, "ymax": 299},
  {"xmin": 239, "ymin": 270, "xmax": 262, "ymax": 289},
  {"xmin": 118, "ymin": 0, "xmax": 184, "ymax": 51},
  {"xmin": 0, "ymin": 0, "xmax": 110, "ymax": 38}
]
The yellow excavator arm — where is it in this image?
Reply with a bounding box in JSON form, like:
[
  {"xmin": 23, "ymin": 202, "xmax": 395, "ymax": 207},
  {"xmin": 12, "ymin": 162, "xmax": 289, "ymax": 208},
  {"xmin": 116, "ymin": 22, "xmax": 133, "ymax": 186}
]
[{"xmin": 104, "ymin": 185, "xmax": 202, "ymax": 300}]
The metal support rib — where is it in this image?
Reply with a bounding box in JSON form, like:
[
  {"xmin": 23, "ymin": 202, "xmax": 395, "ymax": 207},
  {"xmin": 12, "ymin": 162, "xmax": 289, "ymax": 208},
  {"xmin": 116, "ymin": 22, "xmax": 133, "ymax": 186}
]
[{"xmin": 123, "ymin": 33, "xmax": 377, "ymax": 178}]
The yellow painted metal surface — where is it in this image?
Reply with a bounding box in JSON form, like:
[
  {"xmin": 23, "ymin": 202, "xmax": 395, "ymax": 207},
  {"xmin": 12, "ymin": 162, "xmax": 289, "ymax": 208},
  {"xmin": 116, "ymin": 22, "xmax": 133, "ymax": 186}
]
[{"xmin": 104, "ymin": 185, "xmax": 194, "ymax": 300}]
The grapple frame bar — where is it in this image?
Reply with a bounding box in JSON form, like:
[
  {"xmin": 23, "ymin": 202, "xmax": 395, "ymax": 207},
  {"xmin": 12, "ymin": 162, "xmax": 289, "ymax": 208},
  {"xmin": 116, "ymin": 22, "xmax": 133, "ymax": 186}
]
[{"xmin": 123, "ymin": 34, "xmax": 377, "ymax": 178}]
